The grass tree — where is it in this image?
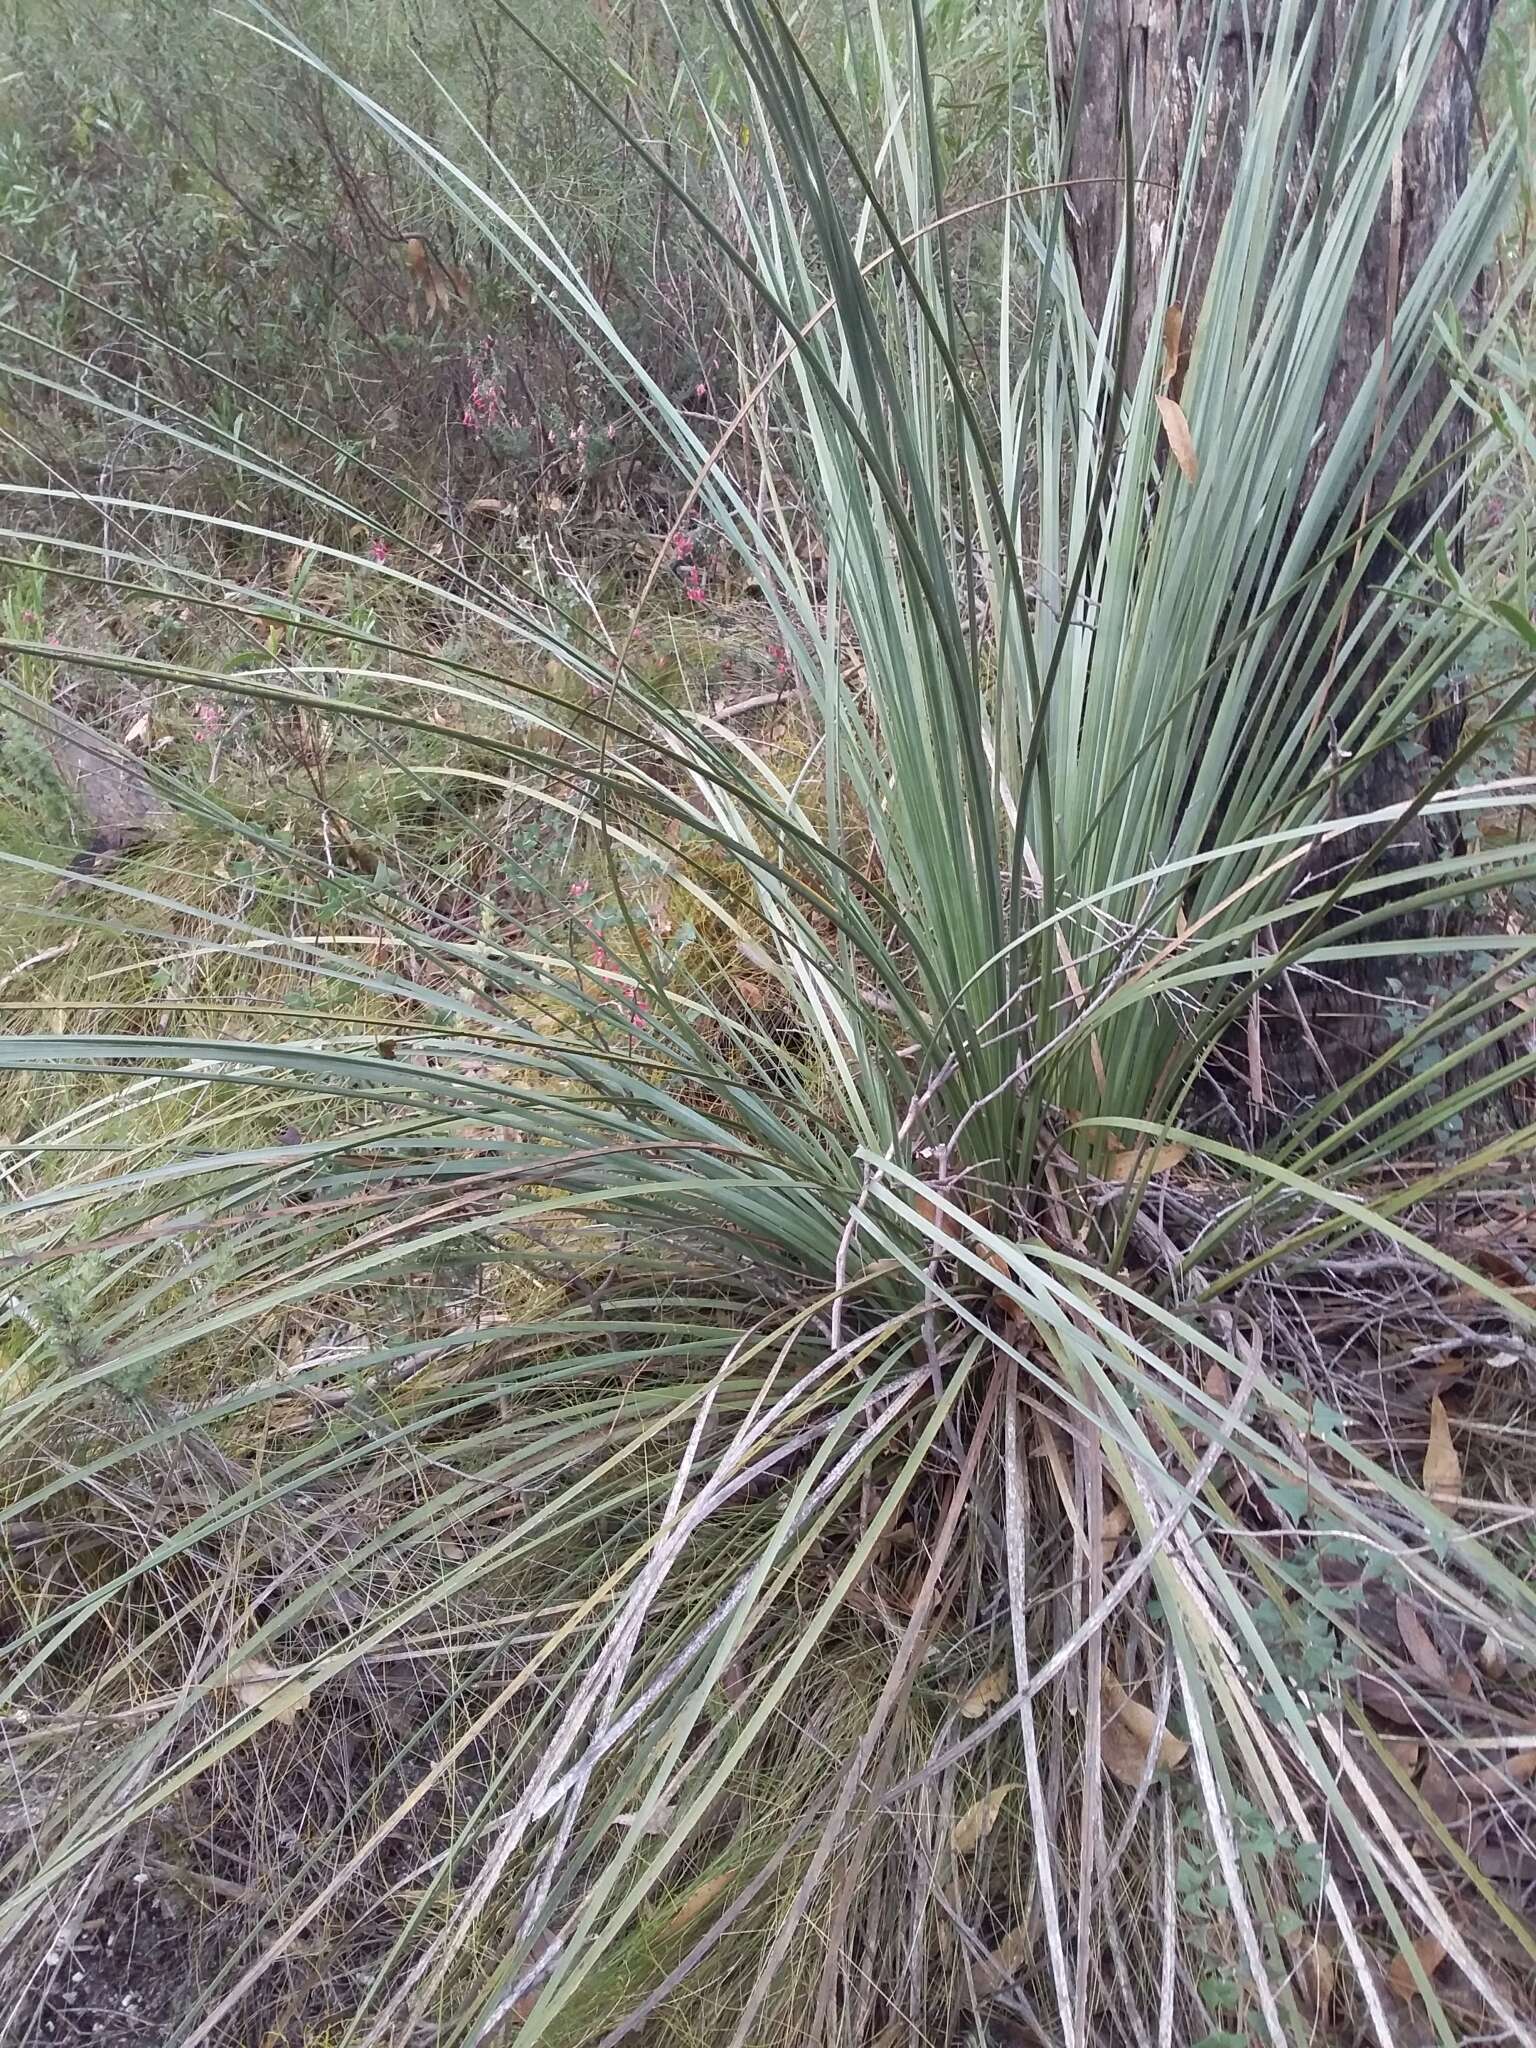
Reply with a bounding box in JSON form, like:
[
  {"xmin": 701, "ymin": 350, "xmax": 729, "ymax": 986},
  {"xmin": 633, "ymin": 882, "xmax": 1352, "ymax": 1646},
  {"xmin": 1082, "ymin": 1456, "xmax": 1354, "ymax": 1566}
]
[{"xmin": 2, "ymin": 0, "xmax": 1536, "ymax": 2043}]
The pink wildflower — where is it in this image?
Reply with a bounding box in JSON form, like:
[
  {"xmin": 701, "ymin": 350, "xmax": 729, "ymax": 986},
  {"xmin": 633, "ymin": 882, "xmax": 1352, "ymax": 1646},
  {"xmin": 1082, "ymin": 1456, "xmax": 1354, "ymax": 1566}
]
[{"xmin": 368, "ymin": 539, "xmax": 390, "ymax": 564}]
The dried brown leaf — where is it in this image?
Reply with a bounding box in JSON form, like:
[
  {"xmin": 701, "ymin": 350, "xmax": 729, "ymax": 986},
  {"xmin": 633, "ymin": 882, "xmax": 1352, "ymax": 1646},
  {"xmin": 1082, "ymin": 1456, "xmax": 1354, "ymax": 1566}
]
[
  {"xmin": 1160, "ymin": 305, "xmax": 1184, "ymax": 390},
  {"xmin": 1202, "ymin": 1360, "xmax": 1232, "ymax": 1406},
  {"xmin": 970, "ymin": 1920, "xmax": 1035, "ymax": 1994},
  {"xmin": 1356, "ymin": 1673, "xmax": 1420, "ymax": 1726},
  {"xmin": 992, "ymin": 1922, "xmax": 1032, "ymax": 1975},
  {"xmin": 659, "ymin": 1868, "xmax": 738, "ymax": 1936},
  {"xmin": 951, "ymin": 1782, "xmax": 1021, "ymax": 1855},
  {"xmin": 1478, "ymin": 1633, "xmax": 1509, "ymax": 1681},
  {"xmin": 1396, "ymin": 1598, "xmax": 1447, "ymax": 1683},
  {"xmin": 1466, "ymin": 1744, "xmax": 1536, "ymax": 1795},
  {"xmin": 958, "ymin": 1667, "xmax": 1009, "ymax": 1720},
  {"xmin": 1100, "ymin": 1667, "xmax": 1188, "ymax": 1786},
  {"xmin": 222, "ymin": 1658, "xmax": 322, "ymax": 1726},
  {"xmin": 1423, "ymin": 1396, "xmax": 1460, "ymax": 1507},
  {"xmin": 1155, "ymin": 395, "xmax": 1199, "ymax": 483},
  {"xmin": 1100, "ymin": 1499, "xmax": 1132, "ymax": 1569},
  {"xmin": 1106, "ymin": 1141, "xmax": 1188, "ymax": 1184},
  {"xmin": 1381, "ymin": 1736, "xmax": 1421, "ymax": 1774},
  {"xmin": 1291, "ymin": 1935, "xmax": 1336, "ymax": 2016},
  {"xmin": 1387, "ymin": 1932, "xmax": 1448, "ymax": 2003},
  {"xmin": 1417, "ymin": 1753, "xmax": 1466, "ymax": 1822}
]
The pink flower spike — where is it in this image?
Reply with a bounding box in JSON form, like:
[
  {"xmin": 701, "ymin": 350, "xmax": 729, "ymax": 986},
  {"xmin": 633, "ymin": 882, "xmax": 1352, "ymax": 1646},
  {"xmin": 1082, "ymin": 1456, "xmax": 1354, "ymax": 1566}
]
[
  {"xmin": 695, "ymin": 382, "xmax": 707, "ymax": 399},
  {"xmin": 368, "ymin": 539, "xmax": 390, "ymax": 564}
]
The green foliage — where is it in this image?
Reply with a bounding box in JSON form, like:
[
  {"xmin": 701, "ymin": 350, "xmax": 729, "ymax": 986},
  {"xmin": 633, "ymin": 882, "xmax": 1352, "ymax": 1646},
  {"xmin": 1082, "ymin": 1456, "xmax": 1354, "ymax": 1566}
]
[{"xmin": 2, "ymin": 3, "xmax": 1536, "ymax": 2046}]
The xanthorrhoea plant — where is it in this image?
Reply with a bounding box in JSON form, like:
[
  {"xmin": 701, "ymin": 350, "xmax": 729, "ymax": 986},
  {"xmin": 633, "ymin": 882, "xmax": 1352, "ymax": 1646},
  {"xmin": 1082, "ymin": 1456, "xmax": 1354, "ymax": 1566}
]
[{"xmin": 3, "ymin": 1, "xmax": 1536, "ymax": 2043}]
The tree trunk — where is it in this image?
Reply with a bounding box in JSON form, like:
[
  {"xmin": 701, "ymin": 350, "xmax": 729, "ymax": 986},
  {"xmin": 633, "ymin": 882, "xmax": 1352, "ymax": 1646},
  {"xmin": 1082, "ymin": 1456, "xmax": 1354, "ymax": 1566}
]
[{"xmin": 1048, "ymin": 0, "xmax": 1499, "ymax": 1101}]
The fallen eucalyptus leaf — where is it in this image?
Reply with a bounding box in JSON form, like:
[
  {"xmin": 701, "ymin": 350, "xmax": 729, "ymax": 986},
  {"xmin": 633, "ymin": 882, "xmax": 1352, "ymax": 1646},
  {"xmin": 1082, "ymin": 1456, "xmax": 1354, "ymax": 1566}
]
[
  {"xmin": 1106, "ymin": 1142, "xmax": 1188, "ymax": 1183},
  {"xmin": 1395, "ymin": 1598, "xmax": 1447, "ymax": 1683},
  {"xmin": 1100, "ymin": 1668, "xmax": 1188, "ymax": 1786},
  {"xmin": 1155, "ymin": 395, "xmax": 1199, "ymax": 483},
  {"xmin": 957, "ymin": 1667, "xmax": 1009, "ymax": 1720},
  {"xmin": 951, "ymin": 1782, "xmax": 1021, "ymax": 1855},
  {"xmin": 1423, "ymin": 1396, "xmax": 1460, "ymax": 1507},
  {"xmin": 1387, "ymin": 1931, "xmax": 1448, "ymax": 2003}
]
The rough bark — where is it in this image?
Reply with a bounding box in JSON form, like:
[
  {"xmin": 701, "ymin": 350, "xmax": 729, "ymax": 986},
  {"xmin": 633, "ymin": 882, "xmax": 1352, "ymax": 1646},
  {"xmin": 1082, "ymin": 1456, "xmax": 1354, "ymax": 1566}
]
[{"xmin": 1049, "ymin": 0, "xmax": 1500, "ymax": 1104}]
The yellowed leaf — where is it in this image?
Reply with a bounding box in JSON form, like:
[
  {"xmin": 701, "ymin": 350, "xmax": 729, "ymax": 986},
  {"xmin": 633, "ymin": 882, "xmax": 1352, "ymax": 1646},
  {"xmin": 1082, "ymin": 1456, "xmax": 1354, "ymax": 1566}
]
[
  {"xmin": 1100, "ymin": 1499, "xmax": 1132, "ymax": 1569},
  {"xmin": 1417, "ymin": 1753, "xmax": 1465, "ymax": 1822},
  {"xmin": 1155, "ymin": 394, "xmax": 1199, "ymax": 483},
  {"xmin": 992, "ymin": 1922, "xmax": 1032, "ymax": 1975},
  {"xmin": 659, "ymin": 1868, "xmax": 738, "ymax": 1936},
  {"xmin": 1160, "ymin": 304, "xmax": 1184, "ymax": 390},
  {"xmin": 1423, "ymin": 1396, "xmax": 1460, "ymax": 1507},
  {"xmin": 958, "ymin": 1667, "xmax": 1009, "ymax": 1720},
  {"xmin": 1468, "ymin": 1744, "xmax": 1536, "ymax": 1794},
  {"xmin": 951, "ymin": 1782, "xmax": 1021, "ymax": 1855},
  {"xmin": 1100, "ymin": 1667, "xmax": 1188, "ymax": 1786},
  {"xmin": 222, "ymin": 1658, "xmax": 321, "ymax": 1726},
  {"xmin": 964, "ymin": 1918, "xmax": 1034, "ymax": 1996},
  {"xmin": 1387, "ymin": 1931, "xmax": 1448, "ymax": 2002},
  {"xmin": 1396, "ymin": 1597, "xmax": 1447, "ymax": 1683},
  {"xmin": 1107, "ymin": 1141, "xmax": 1187, "ymax": 1183},
  {"xmin": 1290, "ymin": 1934, "xmax": 1336, "ymax": 2016}
]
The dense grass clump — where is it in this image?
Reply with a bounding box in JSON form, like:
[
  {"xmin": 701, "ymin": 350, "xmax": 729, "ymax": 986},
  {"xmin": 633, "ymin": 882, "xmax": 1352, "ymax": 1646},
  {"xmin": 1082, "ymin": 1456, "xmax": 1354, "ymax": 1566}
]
[{"xmin": 3, "ymin": 2, "xmax": 1536, "ymax": 2044}]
